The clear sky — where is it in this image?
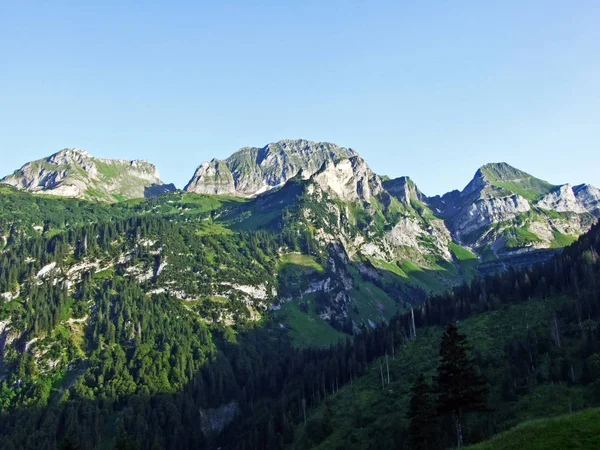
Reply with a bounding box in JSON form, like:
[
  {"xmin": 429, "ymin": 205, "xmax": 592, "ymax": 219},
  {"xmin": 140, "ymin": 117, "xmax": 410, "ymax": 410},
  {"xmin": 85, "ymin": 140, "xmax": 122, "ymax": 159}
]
[{"xmin": 1, "ymin": 1, "xmax": 599, "ymax": 196}]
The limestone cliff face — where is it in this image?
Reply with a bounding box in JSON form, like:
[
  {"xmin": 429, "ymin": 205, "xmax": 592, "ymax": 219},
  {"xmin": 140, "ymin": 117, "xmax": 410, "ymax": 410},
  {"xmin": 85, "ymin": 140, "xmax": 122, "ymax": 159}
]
[
  {"xmin": 450, "ymin": 195, "xmax": 532, "ymax": 242},
  {"xmin": 293, "ymin": 156, "xmax": 455, "ymax": 265},
  {"xmin": 383, "ymin": 176, "xmax": 426, "ymax": 204},
  {"xmin": 1, "ymin": 148, "xmax": 174, "ymax": 202},
  {"xmin": 536, "ymin": 184, "xmax": 588, "ymax": 214},
  {"xmin": 184, "ymin": 139, "xmax": 357, "ymax": 196},
  {"xmin": 310, "ymin": 156, "xmax": 383, "ymax": 202},
  {"xmin": 573, "ymin": 184, "xmax": 600, "ymax": 217},
  {"xmin": 183, "ymin": 160, "xmax": 236, "ymax": 195}
]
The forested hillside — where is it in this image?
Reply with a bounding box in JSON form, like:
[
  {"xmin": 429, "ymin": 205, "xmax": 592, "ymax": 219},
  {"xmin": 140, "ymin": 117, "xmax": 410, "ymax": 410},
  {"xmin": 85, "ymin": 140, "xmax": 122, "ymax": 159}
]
[
  {"xmin": 294, "ymin": 221, "xmax": 600, "ymax": 448},
  {"xmin": 1, "ymin": 164, "xmax": 600, "ymax": 449},
  {"xmin": 0, "ymin": 184, "xmax": 423, "ymax": 448}
]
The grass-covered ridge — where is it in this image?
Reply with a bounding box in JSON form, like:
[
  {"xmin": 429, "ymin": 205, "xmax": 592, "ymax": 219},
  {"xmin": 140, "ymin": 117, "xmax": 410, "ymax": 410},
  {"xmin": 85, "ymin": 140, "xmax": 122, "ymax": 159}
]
[
  {"xmin": 449, "ymin": 242, "xmax": 479, "ymax": 282},
  {"xmin": 480, "ymin": 162, "xmax": 556, "ymax": 201},
  {"xmin": 274, "ymin": 297, "xmax": 346, "ymax": 348},
  {"xmin": 503, "ymin": 226, "xmax": 542, "ymax": 249},
  {"xmin": 465, "ymin": 408, "xmax": 600, "ymax": 450}
]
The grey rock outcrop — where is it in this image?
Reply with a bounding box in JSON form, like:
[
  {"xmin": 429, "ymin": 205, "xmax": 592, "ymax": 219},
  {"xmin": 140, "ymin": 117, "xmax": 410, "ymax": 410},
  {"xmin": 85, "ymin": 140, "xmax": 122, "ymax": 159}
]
[
  {"xmin": 185, "ymin": 139, "xmax": 357, "ymax": 196},
  {"xmin": 199, "ymin": 401, "xmax": 239, "ymax": 435},
  {"xmin": 450, "ymin": 195, "xmax": 532, "ymax": 242},
  {"xmin": 310, "ymin": 156, "xmax": 383, "ymax": 202},
  {"xmin": 383, "ymin": 176, "xmax": 426, "ymax": 204},
  {"xmin": 184, "ymin": 160, "xmax": 236, "ymax": 195},
  {"xmin": 536, "ymin": 184, "xmax": 588, "ymax": 214},
  {"xmin": 573, "ymin": 184, "xmax": 600, "ymax": 217}
]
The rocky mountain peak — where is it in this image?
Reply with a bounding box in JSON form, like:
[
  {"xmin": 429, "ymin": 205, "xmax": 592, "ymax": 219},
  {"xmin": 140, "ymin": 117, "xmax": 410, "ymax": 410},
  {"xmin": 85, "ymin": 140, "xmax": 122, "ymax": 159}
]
[
  {"xmin": 476, "ymin": 162, "xmax": 555, "ymax": 201},
  {"xmin": 183, "ymin": 160, "xmax": 236, "ymax": 196},
  {"xmin": 573, "ymin": 184, "xmax": 600, "ymax": 217},
  {"xmin": 1, "ymin": 149, "xmax": 174, "ymax": 202},
  {"xmin": 479, "ymin": 162, "xmax": 528, "ymax": 181},
  {"xmin": 185, "ymin": 139, "xmax": 357, "ymax": 197},
  {"xmin": 427, "ymin": 161, "xmax": 599, "ymax": 254},
  {"xmin": 536, "ymin": 184, "xmax": 588, "ymax": 214},
  {"xmin": 382, "ymin": 176, "xmax": 425, "ymax": 204},
  {"xmin": 51, "ymin": 147, "xmax": 90, "ymax": 158}
]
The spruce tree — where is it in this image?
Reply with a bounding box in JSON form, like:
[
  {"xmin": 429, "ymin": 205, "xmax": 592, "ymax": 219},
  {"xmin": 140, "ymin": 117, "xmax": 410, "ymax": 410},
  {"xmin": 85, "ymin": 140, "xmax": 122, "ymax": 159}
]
[
  {"xmin": 407, "ymin": 374, "xmax": 439, "ymax": 450},
  {"xmin": 435, "ymin": 324, "xmax": 488, "ymax": 448}
]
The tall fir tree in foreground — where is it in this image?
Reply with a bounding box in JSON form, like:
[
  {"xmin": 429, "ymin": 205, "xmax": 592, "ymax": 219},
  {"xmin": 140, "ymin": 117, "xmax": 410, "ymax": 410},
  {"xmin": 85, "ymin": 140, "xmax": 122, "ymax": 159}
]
[
  {"xmin": 407, "ymin": 374, "xmax": 439, "ymax": 450},
  {"xmin": 435, "ymin": 324, "xmax": 488, "ymax": 448}
]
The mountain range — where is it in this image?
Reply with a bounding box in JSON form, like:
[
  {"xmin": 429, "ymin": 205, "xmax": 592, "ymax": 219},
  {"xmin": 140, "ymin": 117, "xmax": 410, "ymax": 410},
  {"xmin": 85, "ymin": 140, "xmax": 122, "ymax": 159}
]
[
  {"xmin": 1, "ymin": 139, "xmax": 600, "ymax": 449},
  {"xmin": 3, "ymin": 140, "xmax": 599, "ymax": 265},
  {"xmin": 2, "ymin": 139, "xmax": 599, "ymax": 337}
]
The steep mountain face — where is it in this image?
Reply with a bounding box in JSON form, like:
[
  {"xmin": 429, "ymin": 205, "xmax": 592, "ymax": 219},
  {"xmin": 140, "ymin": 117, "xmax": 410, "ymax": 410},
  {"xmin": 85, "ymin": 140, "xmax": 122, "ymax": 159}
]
[
  {"xmin": 182, "ymin": 159, "xmax": 237, "ymax": 195},
  {"xmin": 268, "ymin": 156, "xmax": 457, "ymax": 290},
  {"xmin": 0, "ymin": 148, "xmax": 175, "ymax": 202},
  {"xmin": 310, "ymin": 156, "xmax": 384, "ymax": 202},
  {"xmin": 537, "ymin": 184, "xmax": 589, "ymax": 213},
  {"xmin": 306, "ymin": 165, "xmax": 453, "ymax": 264},
  {"xmin": 429, "ymin": 163, "xmax": 599, "ymax": 260},
  {"xmin": 573, "ymin": 184, "xmax": 600, "ymax": 216},
  {"xmin": 184, "ymin": 139, "xmax": 357, "ymax": 196},
  {"xmin": 383, "ymin": 176, "xmax": 426, "ymax": 204}
]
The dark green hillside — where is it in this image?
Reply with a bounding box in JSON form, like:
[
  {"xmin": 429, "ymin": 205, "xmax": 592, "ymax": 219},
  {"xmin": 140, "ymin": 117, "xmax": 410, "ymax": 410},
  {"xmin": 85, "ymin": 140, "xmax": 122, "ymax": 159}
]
[{"xmin": 465, "ymin": 408, "xmax": 600, "ymax": 450}]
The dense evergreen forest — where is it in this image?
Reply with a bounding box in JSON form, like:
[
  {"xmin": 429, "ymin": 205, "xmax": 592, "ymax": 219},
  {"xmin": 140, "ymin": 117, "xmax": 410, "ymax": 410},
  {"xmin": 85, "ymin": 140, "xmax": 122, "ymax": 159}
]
[{"xmin": 0, "ymin": 185, "xmax": 600, "ymax": 449}]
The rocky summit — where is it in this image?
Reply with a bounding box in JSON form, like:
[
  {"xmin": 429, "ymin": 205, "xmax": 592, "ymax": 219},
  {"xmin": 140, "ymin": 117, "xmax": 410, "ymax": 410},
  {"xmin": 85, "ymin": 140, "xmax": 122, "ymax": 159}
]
[
  {"xmin": 2, "ymin": 141, "xmax": 599, "ymax": 264},
  {"xmin": 427, "ymin": 162, "xmax": 600, "ymax": 261},
  {"xmin": 0, "ymin": 148, "xmax": 175, "ymax": 202},
  {"xmin": 184, "ymin": 139, "xmax": 357, "ymax": 196}
]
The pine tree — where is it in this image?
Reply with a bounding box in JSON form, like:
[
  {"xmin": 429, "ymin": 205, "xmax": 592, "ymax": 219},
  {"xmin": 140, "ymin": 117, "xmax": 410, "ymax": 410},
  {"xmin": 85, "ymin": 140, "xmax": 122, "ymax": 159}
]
[
  {"xmin": 407, "ymin": 374, "xmax": 439, "ymax": 450},
  {"xmin": 435, "ymin": 324, "xmax": 489, "ymax": 448}
]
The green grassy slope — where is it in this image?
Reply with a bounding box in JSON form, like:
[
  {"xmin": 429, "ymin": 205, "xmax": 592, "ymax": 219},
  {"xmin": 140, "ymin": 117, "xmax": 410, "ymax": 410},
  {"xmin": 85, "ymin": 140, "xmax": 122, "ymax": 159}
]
[
  {"xmin": 449, "ymin": 242, "xmax": 479, "ymax": 282},
  {"xmin": 465, "ymin": 408, "xmax": 600, "ymax": 450},
  {"xmin": 274, "ymin": 299, "xmax": 347, "ymax": 348},
  {"xmin": 480, "ymin": 163, "xmax": 556, "ymax": 201}
]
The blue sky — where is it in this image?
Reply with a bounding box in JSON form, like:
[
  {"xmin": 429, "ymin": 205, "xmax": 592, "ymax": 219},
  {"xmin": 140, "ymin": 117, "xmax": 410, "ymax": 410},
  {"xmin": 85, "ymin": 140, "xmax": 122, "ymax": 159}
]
[{"xmin": 1, "ymin": 1, "xmax": 599, "ymax": 195}]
